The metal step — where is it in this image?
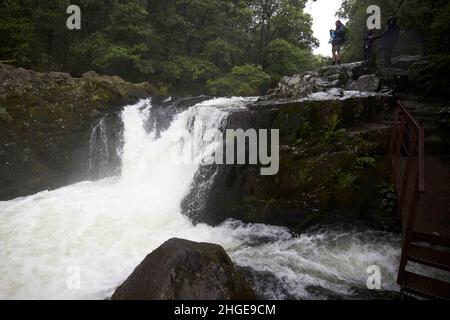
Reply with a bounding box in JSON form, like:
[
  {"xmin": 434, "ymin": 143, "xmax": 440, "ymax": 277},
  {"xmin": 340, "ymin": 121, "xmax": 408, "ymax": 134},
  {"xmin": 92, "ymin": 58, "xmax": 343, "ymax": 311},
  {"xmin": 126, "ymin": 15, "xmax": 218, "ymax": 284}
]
[
  {"xmin": 408, "ymin": 245, "xmax": 450, "ymax": 272},
  {"xmin": 413, "ymin": 232, "xmax": 450, "ymax": 248},
  {"xmin": 403, "ymin": 271, "xmax": 450, "ymax": 300}
]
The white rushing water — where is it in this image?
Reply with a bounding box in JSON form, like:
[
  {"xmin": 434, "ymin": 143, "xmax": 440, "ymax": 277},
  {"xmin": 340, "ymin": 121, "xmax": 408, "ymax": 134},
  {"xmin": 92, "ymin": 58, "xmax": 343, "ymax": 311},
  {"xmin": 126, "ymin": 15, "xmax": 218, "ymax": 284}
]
[{"xmin": 0, "ymin": 97, "xmax": 401, "ymax": 300}]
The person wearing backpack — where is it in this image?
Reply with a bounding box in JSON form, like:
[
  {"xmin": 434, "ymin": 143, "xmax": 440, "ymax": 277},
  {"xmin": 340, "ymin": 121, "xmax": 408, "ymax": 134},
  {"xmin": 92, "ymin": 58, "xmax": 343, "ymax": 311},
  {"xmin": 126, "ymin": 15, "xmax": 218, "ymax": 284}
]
[
  {"xmin": 330, "ymin": 20, "xmax": 347, "ymax": 65},
  {"xmin": 379, "ymin": 16, "xmax": 400, "ymax": 66},
  {"xmin": 363, "ymin": 28, "xmax": 377, "ymax": 63}
]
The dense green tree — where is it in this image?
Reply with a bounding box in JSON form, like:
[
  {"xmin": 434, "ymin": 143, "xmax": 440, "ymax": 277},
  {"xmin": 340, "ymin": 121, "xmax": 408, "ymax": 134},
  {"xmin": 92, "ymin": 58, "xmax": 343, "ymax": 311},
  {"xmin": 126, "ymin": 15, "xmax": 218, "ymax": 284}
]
[
  {"xmin": 207, "ymin": 64, "xmax": 271, "ymax": 96},
  {"xmin": 0, "ymin": 0, "xmax": 71, "ymax": 68},
  {"xmin": 0, "ymin": 0, "xmax": 321, "ymax": 95},
  {"xmin": 246, "ymin": 0, "xmax": 317, "ymax": 66},
  {"xmin": 0, "ymin": 0, "xmax": 35, "ymax": 66},
  {"xmin": 67, "ymin": 0, "xmax": 155, "ymax": 80},
  {"xmin": 264, "ymin": 38, "xmax": 316, "ymax": 81}
]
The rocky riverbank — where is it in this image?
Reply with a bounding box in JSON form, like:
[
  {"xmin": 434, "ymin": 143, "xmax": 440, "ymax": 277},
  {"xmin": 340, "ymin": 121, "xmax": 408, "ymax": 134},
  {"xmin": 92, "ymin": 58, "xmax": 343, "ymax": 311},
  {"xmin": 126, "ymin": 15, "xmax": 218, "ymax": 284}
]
[
  {"xmin": 0, "ymin": 64, "xmax": 154, "ymax": 200},
  {"xmin": 184, "ymin": 55, "xmax": 449, "ymax": 232},
  {"xmin": 183, "ymin": 61, "xmax": 399, "ymax": 232}
]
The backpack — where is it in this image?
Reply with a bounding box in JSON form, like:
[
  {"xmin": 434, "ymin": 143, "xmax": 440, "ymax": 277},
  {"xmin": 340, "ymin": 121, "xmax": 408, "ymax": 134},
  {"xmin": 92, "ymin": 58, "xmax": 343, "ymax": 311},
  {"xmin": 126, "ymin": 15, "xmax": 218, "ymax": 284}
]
[{"xmin": 343, "ymin": 25, "xmax": 349, "ymax": 43}]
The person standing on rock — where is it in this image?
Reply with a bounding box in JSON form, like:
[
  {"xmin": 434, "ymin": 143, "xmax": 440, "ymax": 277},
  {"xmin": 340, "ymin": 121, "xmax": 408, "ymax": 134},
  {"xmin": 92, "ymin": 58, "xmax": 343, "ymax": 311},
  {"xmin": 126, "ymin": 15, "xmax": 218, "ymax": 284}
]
[
  {"xmin": 330, "ymin": 20, "xmax": 347, "ymax": 65},
  {"xmin": 363, "ymin": 28, "xmax": 377, "ymax": 64},
  {"xmin": 378, "ymin": 16, "xmax": 400, "ymax": 67}
]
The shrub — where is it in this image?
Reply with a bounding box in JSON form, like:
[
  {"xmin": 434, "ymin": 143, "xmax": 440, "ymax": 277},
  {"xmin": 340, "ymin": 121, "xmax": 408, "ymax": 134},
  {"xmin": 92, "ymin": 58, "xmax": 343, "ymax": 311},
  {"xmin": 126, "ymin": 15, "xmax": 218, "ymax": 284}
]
[{"xmin": 207, "ymin": 64, "xmax": 271, "ymax": 96}]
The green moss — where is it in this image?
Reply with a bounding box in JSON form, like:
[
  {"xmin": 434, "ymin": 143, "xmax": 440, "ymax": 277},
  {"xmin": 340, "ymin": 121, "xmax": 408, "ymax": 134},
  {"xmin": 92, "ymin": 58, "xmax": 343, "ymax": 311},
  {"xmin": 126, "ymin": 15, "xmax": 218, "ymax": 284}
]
[
  {"xmin": 0, "ymin": 106, "xmax": 13, "ymax": 122},
  {"xmin": 295, "ymin": 167, "xmax": 313, "ymax": 191},
  {"xmin": 333, "ymin": 169, "xmax": 358, "ymax": 190},
  {"xmin": 354, "ymin": 156, "xmax": 376, "ymax": 170}
]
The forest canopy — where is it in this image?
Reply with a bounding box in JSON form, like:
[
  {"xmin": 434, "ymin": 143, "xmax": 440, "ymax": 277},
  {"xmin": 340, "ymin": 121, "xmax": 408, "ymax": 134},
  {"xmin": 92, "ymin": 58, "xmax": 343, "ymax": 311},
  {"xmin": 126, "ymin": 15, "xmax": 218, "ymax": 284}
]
[
  {"xmin": 2, "ymin": 0, "xmax": 449, "ymax": 96},
  {"xmin": 0, "ymin": 0, "xmax": 322, "ymax": 95}
]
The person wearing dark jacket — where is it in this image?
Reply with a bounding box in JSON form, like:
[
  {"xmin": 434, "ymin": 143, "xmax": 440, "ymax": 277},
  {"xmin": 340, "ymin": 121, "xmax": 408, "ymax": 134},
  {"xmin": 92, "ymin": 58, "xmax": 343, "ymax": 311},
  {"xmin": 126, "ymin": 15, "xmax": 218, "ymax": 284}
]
[
  {"xmin": 378, "ymin": 16, "xmax": 400, "ymax": 66},
  {"xmin": 363, "ymin": 28, "xmax": 376, "ymax": 63},
  {"xmin": 330, "ymin": 20, "xmax": 346, "ymax": 65}
]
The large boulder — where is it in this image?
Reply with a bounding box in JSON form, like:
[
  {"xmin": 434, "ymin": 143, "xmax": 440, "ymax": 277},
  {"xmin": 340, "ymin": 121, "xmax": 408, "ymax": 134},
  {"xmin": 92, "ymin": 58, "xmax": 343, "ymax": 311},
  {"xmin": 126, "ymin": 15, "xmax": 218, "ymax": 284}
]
[
  {"xmin": 112, "ymin": 238, "xmax": 256, "ymax": 300},
  {"xmin": 266, "ymin": 71, "xmax": 319, "ymax": 99},
  {"xmin": 347, "ymin": 74, "xmax": 380, "ymax": 92}
]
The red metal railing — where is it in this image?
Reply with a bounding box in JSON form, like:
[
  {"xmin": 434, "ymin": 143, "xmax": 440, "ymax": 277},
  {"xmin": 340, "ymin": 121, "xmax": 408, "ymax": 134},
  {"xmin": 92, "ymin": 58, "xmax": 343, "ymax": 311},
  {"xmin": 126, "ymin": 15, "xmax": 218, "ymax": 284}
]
[{"xmin": 389, "ymin": 102, "xmax": 425, "ymax": 284}]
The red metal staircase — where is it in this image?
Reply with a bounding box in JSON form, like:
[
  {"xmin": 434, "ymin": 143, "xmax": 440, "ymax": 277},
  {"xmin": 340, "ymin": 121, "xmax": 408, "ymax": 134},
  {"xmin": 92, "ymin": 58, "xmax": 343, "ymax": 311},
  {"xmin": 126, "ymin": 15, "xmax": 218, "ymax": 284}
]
[{"xmin": 390, "ymin": 102, "xmax": 450, "ymax": 300}]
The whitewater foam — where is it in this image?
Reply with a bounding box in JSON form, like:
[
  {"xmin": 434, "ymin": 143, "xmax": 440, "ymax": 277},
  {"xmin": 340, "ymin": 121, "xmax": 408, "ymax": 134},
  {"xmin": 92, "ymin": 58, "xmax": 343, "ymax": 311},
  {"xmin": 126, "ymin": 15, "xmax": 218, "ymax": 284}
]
[{"xmin": 0, "ymin": 97, "xmax": 401, "ymax": 300}]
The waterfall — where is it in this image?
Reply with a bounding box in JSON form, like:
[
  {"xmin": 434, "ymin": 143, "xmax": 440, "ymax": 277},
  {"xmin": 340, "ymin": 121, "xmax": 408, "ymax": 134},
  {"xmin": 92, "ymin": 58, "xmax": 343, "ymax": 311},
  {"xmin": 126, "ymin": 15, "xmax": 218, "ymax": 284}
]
[
  {"xmin": 87, "ymin": 118, "xmax": 110, "ymax": 179},
  {"xmin": 0, "ymin": 97, "xmax": 401, "ymax": 300}
]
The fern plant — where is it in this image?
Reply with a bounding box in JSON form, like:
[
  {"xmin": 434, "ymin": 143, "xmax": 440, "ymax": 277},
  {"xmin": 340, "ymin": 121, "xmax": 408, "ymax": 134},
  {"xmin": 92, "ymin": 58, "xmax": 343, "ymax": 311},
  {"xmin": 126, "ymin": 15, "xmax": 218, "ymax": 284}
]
[{"xmin": 321, "ymin": 114, "xmax": 346, "ymax": 143}]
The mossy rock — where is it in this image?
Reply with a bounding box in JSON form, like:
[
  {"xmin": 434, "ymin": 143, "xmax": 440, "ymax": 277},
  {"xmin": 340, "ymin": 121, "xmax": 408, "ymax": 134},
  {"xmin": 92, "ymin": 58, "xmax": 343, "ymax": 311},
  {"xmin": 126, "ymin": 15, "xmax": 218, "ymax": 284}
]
[
  {"xmin": 0, "ymin": 106, "xmax": 12, "ymax": 122},
  {"xmin": 112, "ymin": 239, "xmax": 256, "ymax": 300},
  {"xmin": 0, "ymin": 64, "xmax": 153, "ymax": 200}
]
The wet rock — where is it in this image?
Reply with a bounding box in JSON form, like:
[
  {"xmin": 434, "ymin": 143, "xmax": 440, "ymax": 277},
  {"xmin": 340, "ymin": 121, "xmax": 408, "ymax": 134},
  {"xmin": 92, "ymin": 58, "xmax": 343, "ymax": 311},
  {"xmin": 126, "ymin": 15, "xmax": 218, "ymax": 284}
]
[
  {"xmin": 266, "ymin": 62, "xmax": 376, "ymax": 100},
  {"xmin": 238, "ymin": 267, "xmax": 297, "ymax": 300},
  {"xmin": 379, "ymin": 68, "xmax": 409, "ymax": 92},
  {"xmin": 266, "ymin": 56, "xmax": 439, "ymax": 101},
  {"xmin": 267, "ymin": 73, "xmax": 318, "ymax": 99},
  {"xmin": 187, "ymin": 92, "xmax": 396, "ymax": 229},
  {"xmin": 46, "ymin": 71, "xmax": 72, "ymax": 81},
  {"xmin": 0, "ymin": 64, "xmax": 154, "ymax": 200},
  {"xmin": 319, "ymin": 61, "xmax": 368, "ymax": 80},
  {"xmin": 197, "ymin": 55, "xmax": 437, "ymax": 232},
  {"xmin": 112, "ymin": 238, "xmax": 256, "ymax": 300},
  {"xmin": 390, "ymin": 55, "xmax": 428, "ymax": 70},
  {"xmin": 347, "ymin": 74, "xmax": 380, "ymax": 92},
  {"xmin": 316, "ymin": 78, "xmax": 340, "ymax": 90},
  {"xmin": 81, "ymin": 71, "xmax": 100, "ymax": 79}
]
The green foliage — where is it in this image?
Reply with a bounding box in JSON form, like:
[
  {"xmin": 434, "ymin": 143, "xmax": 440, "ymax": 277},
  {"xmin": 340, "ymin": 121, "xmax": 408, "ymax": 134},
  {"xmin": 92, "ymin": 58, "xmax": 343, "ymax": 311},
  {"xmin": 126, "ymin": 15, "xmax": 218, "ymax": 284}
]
[
  {"xmin": 295, "ymin": 167, "xmax": 313, "ymax": 191},
  {"xmin": 264, "ymin": 39, "xmax": 317, "ymax": 81},
  {"xmin": 201, "ymin": 39, "xmax": 244, "ymax": 71},
  {"xmin": 377, "ymin": 183, "xmax": 397, "ymax": 215},
  {"xmin": 0, "ymin": 106, "xmax": 12, "ymax": 122},
  {"xmin": 354, "ymin": 156, "xmax": 376, "ymax": 170},
  {"xmin": 207, "ymin": 65, "xmax": 271, "ymax": 96},
  {"xmin": 164, "ymin": 56, "xmax": 219, "ymax": 82},
  {"xmin": 297, "ymin": 122, "xmax": 312, "ymax": 139},
  {"xmin": 333, "ymin": 169, "xmax": 358, "ymax": 190},
  {"xmin": 0, "ymin": 0, "xmax": 319, "ymax": 95},
  {"xmin": 321, "ymin": 115, "xmax": 347, "ymax": 143},
  {"xmin": 329, "ymin": 156, "xmax": 376, "ymax": 192}
]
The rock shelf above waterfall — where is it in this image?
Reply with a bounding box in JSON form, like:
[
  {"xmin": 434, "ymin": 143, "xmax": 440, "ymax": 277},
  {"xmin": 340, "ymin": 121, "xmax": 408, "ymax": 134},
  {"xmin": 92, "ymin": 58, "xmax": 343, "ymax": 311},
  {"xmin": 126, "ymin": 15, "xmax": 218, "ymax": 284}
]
[
  {"xmin": 262, "ymin": 56, "xmax": 440, "ymax": 103},
  {"xmin": 249, "ymin": 88, "xmax": 394, "ymax": 112},
  {"xmin": 186, "ymin": 62, "xmax": 402, "ymax": 231}
]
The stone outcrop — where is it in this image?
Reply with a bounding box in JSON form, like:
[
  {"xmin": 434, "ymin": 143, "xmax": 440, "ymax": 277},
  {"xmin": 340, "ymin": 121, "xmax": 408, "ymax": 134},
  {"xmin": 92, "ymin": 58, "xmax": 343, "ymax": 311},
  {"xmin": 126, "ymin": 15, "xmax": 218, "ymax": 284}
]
[
  {"xmin": 185, "ymin": 55, "xmax": 449, "ymax": 231},
  {"xmin": 0, "ymin": 64, "xmax": 154, "ymax": 200},
  {"xmin": 266, "ymin": 55, "xmax": 449, "ymax": 102},
  {"xmin": 184, "ymin": 62, "xmax": 400, "ymax": 231},
  {"xmin": 266, "ymin": 61, "xmax": 372, "ymax": 100},
  {"xmin": 112, "ymin": 238, "xmax": 256, "ymax": 300},
  {"xmin": 347, "ymin": 74, "xmax": 380, "ymax": 92}
]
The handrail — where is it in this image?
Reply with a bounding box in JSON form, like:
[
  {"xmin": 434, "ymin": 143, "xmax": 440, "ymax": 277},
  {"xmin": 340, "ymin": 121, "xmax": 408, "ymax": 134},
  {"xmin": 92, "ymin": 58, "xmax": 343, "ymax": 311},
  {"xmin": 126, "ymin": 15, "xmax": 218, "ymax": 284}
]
[
  {"xmin": 395, "ymin": 102, "xmax": 425, "ymax": 194},
  {"xmin": 418, "ymin": 126, "xmax": 425, "ymax": 193},
  {"xmin": 391, "ymin": 101, "xmax": 426, "ymax": 286}
]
